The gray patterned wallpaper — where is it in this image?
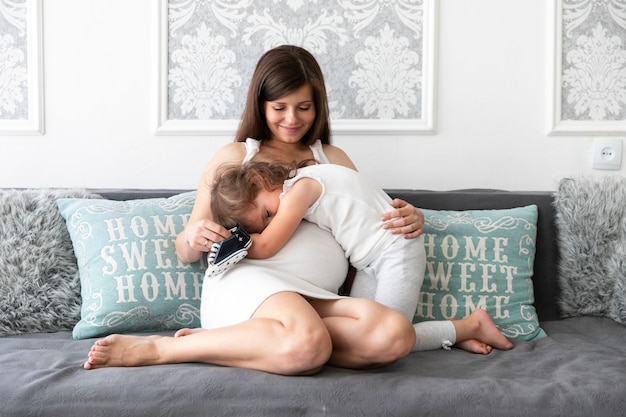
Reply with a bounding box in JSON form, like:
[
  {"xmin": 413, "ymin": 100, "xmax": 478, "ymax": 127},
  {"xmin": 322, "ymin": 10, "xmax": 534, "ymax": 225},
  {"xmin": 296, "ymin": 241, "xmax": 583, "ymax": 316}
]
[
  {"xmin": 0, "ymin": 0, "xmax": 29, "ymax": 121},
  {"xmin": 166, "ymin": 0, "xmax": 426, "ymax": 122},
  {"xmin": 561, "ymin": 0, "xmax": 626, "ymax": 122}
]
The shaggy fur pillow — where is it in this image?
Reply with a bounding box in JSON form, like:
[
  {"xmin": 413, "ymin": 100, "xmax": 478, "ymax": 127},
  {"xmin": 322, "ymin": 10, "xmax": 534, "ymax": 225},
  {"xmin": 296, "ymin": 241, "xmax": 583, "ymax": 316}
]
[
  {"xmin": 0, "ymin": 189, "xmax": 101, "ymax": 335},
  {"xmin": 554, "ymin": 177, "xmax": 626, "ymax": 324}
]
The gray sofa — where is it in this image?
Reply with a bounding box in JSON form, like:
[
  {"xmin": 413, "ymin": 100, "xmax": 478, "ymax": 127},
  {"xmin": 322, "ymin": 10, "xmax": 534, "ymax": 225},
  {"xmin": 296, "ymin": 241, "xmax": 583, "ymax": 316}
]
[{"xmin": 1, "ymin": 187, "xmax": 625, "ymax": 417}]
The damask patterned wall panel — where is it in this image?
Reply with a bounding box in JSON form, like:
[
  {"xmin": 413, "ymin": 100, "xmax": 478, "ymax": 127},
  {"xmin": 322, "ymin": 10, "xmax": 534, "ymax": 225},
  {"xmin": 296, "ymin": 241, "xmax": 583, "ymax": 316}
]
[
  {"xmin": 549, "ymin": 0, "xmax": 626, "ymax": 134},
  {"xmin": 0, "ymin": 0, "xmax": 43, "ymax": 135},
  {"xmin": 156, "ymin": 0, "xmax": 437, "ymax": 135}
]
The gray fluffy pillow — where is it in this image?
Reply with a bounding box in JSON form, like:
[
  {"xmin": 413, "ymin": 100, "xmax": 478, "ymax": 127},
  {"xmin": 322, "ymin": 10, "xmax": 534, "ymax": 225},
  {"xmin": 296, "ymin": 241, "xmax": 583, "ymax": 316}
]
[
  {"xmin": 554, "ymin": 176, "xmax": 626, "ymax": 324},
  {"xmin": 0, "ymin": 189, "xmax": 101, "ymax": 335}
]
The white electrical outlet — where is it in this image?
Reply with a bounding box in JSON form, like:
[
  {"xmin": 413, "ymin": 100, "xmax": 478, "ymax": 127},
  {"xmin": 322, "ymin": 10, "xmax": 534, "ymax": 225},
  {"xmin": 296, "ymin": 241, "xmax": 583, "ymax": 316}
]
[{"xmin": 592, "ymin": 138, "xmax": 623, "ymax": 170}]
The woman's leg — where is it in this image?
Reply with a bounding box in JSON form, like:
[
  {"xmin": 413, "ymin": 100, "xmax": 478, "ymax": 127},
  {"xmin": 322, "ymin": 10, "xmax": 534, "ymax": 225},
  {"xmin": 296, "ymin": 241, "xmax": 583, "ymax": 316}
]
[
  {"xmin": 310, "ymin": 297, "xmax": 415, "ymax": 369},
  {"xmin": 84, "ymin": 292, "xmax": 333, "ymax": 375}
]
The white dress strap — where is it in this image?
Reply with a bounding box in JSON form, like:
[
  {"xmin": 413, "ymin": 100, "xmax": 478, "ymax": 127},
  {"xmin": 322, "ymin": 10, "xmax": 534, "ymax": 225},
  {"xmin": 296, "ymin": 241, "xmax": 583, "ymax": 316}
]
[
  {"xmin": 244, "ymin": 138, "xmax": 330, "ymax": 164},
  {"xmin": 310, "ymin": 139, "xmax": 331, "ymax": 164},
  {"xmin": 242, "ymin": 138, "xmax": 261, "ymax": 164}
]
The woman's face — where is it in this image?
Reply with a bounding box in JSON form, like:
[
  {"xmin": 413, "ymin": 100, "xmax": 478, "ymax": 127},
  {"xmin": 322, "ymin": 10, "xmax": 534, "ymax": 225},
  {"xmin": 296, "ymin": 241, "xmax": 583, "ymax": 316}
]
[{"xmin": 264, "ymin": 84, "xmax": 316, "ymax": 144}]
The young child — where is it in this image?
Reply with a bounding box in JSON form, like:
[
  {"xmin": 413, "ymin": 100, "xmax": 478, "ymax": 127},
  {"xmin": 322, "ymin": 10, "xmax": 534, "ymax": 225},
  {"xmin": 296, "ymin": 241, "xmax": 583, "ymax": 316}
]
[{"xmin": 206, "ymin": 160, "xmax": 425, "ymax": 323}]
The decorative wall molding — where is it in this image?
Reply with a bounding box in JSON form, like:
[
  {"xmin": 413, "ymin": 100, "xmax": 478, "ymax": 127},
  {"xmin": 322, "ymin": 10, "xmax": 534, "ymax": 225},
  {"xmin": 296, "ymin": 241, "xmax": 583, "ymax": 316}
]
[
  {"xmin": 548, "ymin": 0, "xmax": 626, "ymax": 135},
  {"xmin": 155, "ymin": 0, "xmax": 438, "ymax": 136},
  {"xmin": 0, "ymin": 0, "xmax": 44, "ymax": 135}
]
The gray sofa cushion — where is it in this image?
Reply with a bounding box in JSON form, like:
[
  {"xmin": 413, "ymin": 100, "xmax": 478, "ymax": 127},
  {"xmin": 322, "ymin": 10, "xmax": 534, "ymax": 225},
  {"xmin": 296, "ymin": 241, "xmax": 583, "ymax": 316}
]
[{"xmin": 1, "ymin": 317, "xmax": 625, "ymax": 417}]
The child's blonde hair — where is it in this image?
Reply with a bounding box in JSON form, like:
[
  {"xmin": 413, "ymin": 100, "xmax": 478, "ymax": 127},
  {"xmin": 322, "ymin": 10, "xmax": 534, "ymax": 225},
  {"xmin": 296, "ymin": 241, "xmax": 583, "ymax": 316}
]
[{"xmin": 211, "ymin": 161, "xmax": 302, "ymax": 229}]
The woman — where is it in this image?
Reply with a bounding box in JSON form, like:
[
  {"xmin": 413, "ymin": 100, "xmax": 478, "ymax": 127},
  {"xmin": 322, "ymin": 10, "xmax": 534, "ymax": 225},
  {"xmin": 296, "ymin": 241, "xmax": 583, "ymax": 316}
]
[{"xmin": 84, "ymin": 46, "xmax": 511, "ymax": 375}]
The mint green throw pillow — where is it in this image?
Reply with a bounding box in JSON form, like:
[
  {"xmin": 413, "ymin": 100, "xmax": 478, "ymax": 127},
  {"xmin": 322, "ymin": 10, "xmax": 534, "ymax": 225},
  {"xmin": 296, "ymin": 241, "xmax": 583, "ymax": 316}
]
[
  {"xmin": 414, "ymin": 205, "xmax": 546, "ymax": 341},
  {"xmin": 57, "ymin": 192, "xmax": 206, "ymax": 339}
]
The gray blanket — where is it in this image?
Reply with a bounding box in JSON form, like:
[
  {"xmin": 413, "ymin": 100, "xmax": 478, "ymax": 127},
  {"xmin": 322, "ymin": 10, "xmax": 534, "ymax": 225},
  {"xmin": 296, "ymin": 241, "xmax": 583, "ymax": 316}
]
[{"xmin": 1, "ymin": 317, "xmax": 624, "ymax": 417}]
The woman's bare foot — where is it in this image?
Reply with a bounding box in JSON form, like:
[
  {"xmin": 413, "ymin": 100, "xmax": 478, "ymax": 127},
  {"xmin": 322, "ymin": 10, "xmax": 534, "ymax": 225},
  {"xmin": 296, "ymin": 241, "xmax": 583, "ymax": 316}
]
[
  {"xmin": 453, "ymin": 309, "xmax": 514, "ymax": 354},
  {"xmin": 83, "ymin": 334, "xmax": 164, "ymax": 370}
]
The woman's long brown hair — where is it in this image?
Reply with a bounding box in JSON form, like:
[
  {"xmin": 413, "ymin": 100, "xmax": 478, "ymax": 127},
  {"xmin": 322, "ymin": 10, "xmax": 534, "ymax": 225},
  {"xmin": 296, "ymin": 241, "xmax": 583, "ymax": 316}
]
[{"xmin": 235, "ymin": 45, "xmax": 331, "ymax": 146}]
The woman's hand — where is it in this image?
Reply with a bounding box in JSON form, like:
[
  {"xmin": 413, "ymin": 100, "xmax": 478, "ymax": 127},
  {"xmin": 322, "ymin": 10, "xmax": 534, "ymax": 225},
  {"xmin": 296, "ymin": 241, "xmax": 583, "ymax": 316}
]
[{"xmin": 380, "ymin": 198, "xmax": 424, "ymax": 239}]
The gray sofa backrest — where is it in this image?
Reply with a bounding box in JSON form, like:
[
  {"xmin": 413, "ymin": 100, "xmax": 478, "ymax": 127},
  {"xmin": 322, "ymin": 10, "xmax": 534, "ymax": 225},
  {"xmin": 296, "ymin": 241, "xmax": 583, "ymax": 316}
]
[{"xmin": 92, "ymin": 188, "xmax": 560, "ymax": 322}]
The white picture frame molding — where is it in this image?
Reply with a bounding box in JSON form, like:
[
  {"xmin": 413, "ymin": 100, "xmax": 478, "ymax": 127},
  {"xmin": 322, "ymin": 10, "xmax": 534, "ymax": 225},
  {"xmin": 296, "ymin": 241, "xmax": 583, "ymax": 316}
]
[
  {"xmin": 547, "ymin": 0, "xmax": 626, "ymax": 136},
  {"xmin": 155, "ymin": 0, "xmax": 438, "ymax": 136},
  {"xmin": 0, "ymin": 0, "xmax": 44, "ymax": 136}
]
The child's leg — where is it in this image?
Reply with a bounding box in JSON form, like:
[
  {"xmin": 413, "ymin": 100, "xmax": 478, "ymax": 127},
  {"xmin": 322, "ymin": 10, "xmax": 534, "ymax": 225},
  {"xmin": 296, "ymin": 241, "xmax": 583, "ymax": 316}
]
[
  {"xmin": 411, "ymin": 313, "xmax": 513, "ymax": 354},
  {"xmin": 350, "ymin": 236, "xmax": 425, "ymax": 322},
  {"xmin": 348, "ymin": 272, "xmax": 376, "ymax": 300},
  {"xmin": 349, "ymin": 237, "xmax": 512, "ymax": 354},
  {"xmin": 352, "ymin": 237, "xmax": 453, "ymax": 353},
  {"xmin": 412, "ymin": 320, "xmax": 456, "ymax": 351}
]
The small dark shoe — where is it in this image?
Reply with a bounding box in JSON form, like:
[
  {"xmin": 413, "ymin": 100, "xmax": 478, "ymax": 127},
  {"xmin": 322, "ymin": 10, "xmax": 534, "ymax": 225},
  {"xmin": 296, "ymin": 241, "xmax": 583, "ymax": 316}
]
[{"xmin": 205, "ymin": 226, "xmax": 252, "ymax": 278}]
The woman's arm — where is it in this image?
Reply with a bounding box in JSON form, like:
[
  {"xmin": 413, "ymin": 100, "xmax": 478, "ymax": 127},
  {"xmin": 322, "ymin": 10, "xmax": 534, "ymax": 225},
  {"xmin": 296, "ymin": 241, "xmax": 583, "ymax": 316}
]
[
  {"xmin": 175, "ymin": 143, "xmax": 246, "ymax": 263},
  {"xmin": 322, "ymin": 144, "xmax": 424, "ymax": 238}
]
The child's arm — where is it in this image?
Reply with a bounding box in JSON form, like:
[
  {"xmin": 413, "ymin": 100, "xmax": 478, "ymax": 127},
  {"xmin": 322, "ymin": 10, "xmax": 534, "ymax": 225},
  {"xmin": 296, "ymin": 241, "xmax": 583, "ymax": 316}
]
[{"xmin": 247, "ymin": 177, "xmax": 322, "ymax": 259}]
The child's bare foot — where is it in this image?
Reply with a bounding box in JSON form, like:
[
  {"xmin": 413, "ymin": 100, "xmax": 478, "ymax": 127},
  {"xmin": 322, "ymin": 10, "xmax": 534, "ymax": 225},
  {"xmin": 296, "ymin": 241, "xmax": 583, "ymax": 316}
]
[
  {"xmin": 470, "ymin": 309, "xmax": 513, "ymax": 350},
  {"xmin": 455, "ymin": 339, "xmax": 493, "ymax": 355},
  {"xmin": 452, "ymin": 309, "xmax": 514, "ymax": 354},
  {"xmin": 83, "ymin": 334, "xmax": 164, "ymax": 370}
]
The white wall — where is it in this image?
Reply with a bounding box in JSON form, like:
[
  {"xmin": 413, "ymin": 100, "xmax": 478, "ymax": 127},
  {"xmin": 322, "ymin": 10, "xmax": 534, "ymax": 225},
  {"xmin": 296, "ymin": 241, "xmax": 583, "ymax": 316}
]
[{"xmin": 0, "ymin": 0, "xmax": 621, "ymax": 191}]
